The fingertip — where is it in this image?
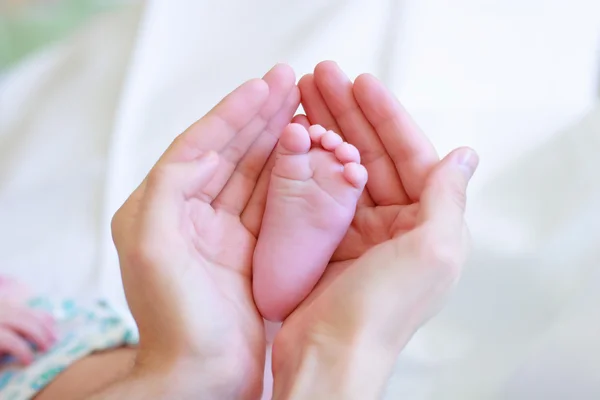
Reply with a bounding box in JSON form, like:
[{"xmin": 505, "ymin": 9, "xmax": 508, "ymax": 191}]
[
  {"xmin": 355, "ymin": 70, "xmax": 400, "ymax": 107},
  {"xmin": 19, "ymin": 352, "xmax": 33, "ymax": 366},
  {"xmin": 315, "ymin": 61, "xmax": 351, "ymax": 88},
  {"xmin": 243, "ymin": 78, "xmax": 270, "ymax": 99},
  {"xmin": 42, "ymin": 316, "xmax": 58, "ymax": 346},
  {"xmin": 297, "ymin": 73, "xmax": 314, "ymax": 90},
  {"xmin": 314, "ymin": 60, "xmax": 339, "ymax": 75},
  {"xmin": 266, "ymin": 63, "xmax": 296, "ymax": 83},
  {"xmin": 354, "ymin": 73, "xmax": 378, "ymax": 86},
  {"xmin": 449, "ymin": 147, "xmax": 479, "ymax": 180},
  {"xmin": 418, "ymin": 147, "xmax": 478, "ymax": 231},
  {"xmin": 12, "ymin": 341, "xmax": 34, "ymax": 366}
]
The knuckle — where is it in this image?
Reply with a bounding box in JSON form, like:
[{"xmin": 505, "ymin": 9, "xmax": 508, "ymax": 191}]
[
  {"xmin": 123, "ymin": 240, "xmax": 157, "ymax": 270},
  {"xmin": 146, "ymin": 165, "xmax": 171, "ymax": 192},
  {"xmin": 448, "ymin": 184, "xmax": 467, "ymax": 210},
  {"xmin": 417, "ymin": 231, "xmax": 463, "ymax": 280},
  {"xmin": 437, "ymin": 175, "xmax": 467, "ymax": 209},
  {"xmin": 431, "ymin": 174, "xmax": 467, "ymax": 210}
]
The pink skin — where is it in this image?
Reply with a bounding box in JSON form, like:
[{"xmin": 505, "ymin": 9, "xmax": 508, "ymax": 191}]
[
  {"xmin": 0, "ymin": 276, "xmax": 31, "ymax": 303},
  {"xmin": 253, "ymin": 123, "xmax": 367, "ymax": 322},
  {"xmin": 0, "ymin": 277, "xmax": 56, "ymax": 365}
]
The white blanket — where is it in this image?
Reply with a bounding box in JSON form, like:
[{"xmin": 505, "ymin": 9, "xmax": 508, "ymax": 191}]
[{"xmin": 1, "ymin": 1, "xmax": 599, "ymax": 398}]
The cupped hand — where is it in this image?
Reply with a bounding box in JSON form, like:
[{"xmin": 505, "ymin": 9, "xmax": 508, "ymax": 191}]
[
  {"xmin": 273, "ymin": 62, "xmax": 478, "ymax": 391},
  {"xmin": 0, "ymin": 290, "xmax": 56, "ymax": 366},
  {"xmin": 111, "ymin": 64, "xmax": 298, "ymax": 399}
]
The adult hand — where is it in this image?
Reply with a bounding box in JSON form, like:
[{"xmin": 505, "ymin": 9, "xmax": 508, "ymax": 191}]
[
  {"xmin": 110, "ymin": 64, "xmax": 299, "ymax": 399},
  {"xmin": 272, "ymin": 62, "xmax": 478, "ymax": 399}
]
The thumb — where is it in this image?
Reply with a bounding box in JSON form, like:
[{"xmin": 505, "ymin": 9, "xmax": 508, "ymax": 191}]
[
  {"xmin": 146, "ymin": 151, "xmax": 220, "ymax": 201},
  {"xmin": 137, "ymin": 151, "xmax": 220, "ymax": 260},
  {"xmin": 419, "ymin": 147, "xmax": 479, "ymax": 235}
]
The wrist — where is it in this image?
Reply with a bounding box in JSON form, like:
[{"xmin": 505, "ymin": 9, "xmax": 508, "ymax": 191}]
[
  {"xmin": 272, "ymin": 337, "xmax": 397, "ymax": 400},
  {"xmin": 132, "ymin": 356, "xmax": 215, "ymax": 399},
  {"xmin": 133, "ymin": 349, "xmax": 256, "ymax": 400}
]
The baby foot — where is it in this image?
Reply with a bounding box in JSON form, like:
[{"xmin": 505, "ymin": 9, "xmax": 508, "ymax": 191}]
[{"xmin": 253, "ymin": 123, "xmax": 367, "ymax": 321}]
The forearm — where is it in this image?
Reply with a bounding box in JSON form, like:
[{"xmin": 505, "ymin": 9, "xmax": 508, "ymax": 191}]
[{"xmin": 272, "ymin": 339, "xmax": 398, "ymax": 400}]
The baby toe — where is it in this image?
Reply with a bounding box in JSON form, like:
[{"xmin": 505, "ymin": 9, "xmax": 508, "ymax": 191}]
[
  {"xmin": 321, "ymin": 130, "xmax": 343, "ymax": 150},
  {"xmin": 278, "ymin": 123, "xmax": 311, "ymax": 155},
  {"xmin": 343, "ymin": 162, "xmax": 368, "ymax": 190},
  {"xmin": 334, "ymin": 142, "xmax": 361, "ymax": 164},
  {"xmin": 308, "ymin": 124, "xmax": 327, "ymax": 143}
]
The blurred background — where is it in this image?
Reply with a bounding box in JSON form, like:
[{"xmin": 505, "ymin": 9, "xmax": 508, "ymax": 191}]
[
  {"xmin": 0, "ymin": 0, "xmax": 124, "ymax": 71},
  {"xmin": 1, "ymin": 1, "xmax": 599, "ymax": 399}
]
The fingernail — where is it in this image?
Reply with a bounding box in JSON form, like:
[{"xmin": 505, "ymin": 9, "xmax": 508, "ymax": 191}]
[{"xmin": 454, "ymin": 148, "xmax": 479, "ymax": 179}]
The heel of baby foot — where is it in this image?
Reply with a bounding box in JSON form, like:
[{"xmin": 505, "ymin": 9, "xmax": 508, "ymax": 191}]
[{"xmin": 343, "ymin": 162, "xmax": 368, "ymax": 189}]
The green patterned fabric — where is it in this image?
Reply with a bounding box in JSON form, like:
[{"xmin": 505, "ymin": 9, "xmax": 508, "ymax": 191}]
[{"xmin": 0, "ymin": 297, "xmax": 138, "ymax": 399}]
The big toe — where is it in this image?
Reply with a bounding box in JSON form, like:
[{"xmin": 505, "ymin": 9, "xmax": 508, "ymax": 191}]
[{"xmin": 278, "ymin": 123, "xmax": 311, "ymax": 155}]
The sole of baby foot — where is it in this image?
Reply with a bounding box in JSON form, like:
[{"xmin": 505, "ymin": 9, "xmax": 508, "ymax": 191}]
[{"xmin": 253, "ymin": 123, "xmax": 367, "ymax": 321}]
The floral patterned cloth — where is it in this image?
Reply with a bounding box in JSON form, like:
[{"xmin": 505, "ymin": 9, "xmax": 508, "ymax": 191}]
[{"xmin": 0, "ymin": 297, "xmax": 138, "ymax": 400}]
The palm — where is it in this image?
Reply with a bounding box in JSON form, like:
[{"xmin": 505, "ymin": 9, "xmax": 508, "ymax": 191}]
[
  {"xmin": 141, "ymin": 64, "xmax": 298, "ymax": 394},
  {"xmin": 275, "ymin": 62, "xmax": 440, "ymax": 358},
  {"xmin": 188, "ymin": 202, "xmax": 259, "ymax": 315},
  {"xmin": 333, "ymin": 203, "xmax": 415, "ymax": 261},
  {"xmin": 181, "ymin": 202, "xmax": 263, "ymax": 361},
  {"xmin": 294, "ymin": 62, "xmax": 440, "ymax": 262}
]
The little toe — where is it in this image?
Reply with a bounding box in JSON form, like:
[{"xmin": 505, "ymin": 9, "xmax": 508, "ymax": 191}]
[
  {"xmin": 343, "ymin": 162, "xmax": 368, "ymax": 189},
  {"xmin": 321, "ymin": 130, "xmax": 343, "ymax": 151},
  {"xmin": 278, "ymin": 123, "xmax": 311, "ymax": 155},
  {"xmin": 308, "ymin": 124, "xmax": 327, "ymax": 143},
  {"xmin": 334, "ymin": 142, "xmax": 361, "ymax": 164}
]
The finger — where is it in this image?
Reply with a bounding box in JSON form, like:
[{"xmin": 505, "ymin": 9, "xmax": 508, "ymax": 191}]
[
  {"xmin": 35, "ymin": 311, "xmax": 57, "ymax": 343},
  {"xmin": 354, "ymin": 73, "xmax": 439, "ymax": 201},
  {"xmin": 418, "ymin": 147, "xmax": 478, "ymax": 237},
  {"xmin": 202, "ymin": 64, "xmax": 297, "ymax": 202},
  {"xmin": 0, "ymin": 328, "xmax": 35, "ymax": 365},
  {"xmin": 300, "ymin": 69, "xmax": 373, "ymax": 207},
  {"xmin": 1, "ymin": 309, "xmax": 55, "ymax": 351},
  {"xmin": 159, "ymin": 78, "xmax": 269, "ymax": 164},
  {"xmin": 213, "ymin": 82, "xmax": 300, "ymax": 214},
  {"xmin": 298, "ymin": 73, "xmax": 341, "ymax": 132},
  {"xmin": 240, "ymin": 150, "xmax": 277, "ymax": 237},
  {"xmin": 291, "ymin": 114, "xmax": 310, "ymax": 129},
  {"xmin": 313, "ymin": 61, "xmax": 408, "ymax": 205}
]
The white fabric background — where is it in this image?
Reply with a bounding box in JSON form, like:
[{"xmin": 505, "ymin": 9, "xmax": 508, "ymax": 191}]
[{"xmin": 1, "ymin": 0, "xmax": 599, "ymax": 398}]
